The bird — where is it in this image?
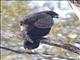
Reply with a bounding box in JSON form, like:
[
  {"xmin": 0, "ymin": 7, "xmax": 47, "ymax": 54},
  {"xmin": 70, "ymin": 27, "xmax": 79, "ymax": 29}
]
[{"xmin": 20, "ymin": 11, "xmax": 59, "ymax": 49}]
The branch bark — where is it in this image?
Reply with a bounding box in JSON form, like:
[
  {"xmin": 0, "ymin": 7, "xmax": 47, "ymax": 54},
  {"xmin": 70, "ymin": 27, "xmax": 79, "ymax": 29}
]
[
  {"xmin": 41, "ymin": 40, "xmax": 80, "ymax": 55},
  {"xmin": 0, "ymin": 38, "xmax": 80, "ymax": 55}
]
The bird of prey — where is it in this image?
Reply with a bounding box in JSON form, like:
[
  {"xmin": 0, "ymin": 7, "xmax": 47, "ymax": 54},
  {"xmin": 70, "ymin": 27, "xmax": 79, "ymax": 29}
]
[{"xmin": 20, "ymin": 11, "xmax": 59, "ymax": 49}]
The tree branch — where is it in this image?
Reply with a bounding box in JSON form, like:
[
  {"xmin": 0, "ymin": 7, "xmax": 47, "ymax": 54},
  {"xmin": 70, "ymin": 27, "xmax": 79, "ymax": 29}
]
[
  {"xmin": 0, "ymin": 46, "xmax": 38, "ymax": 54},
  {"xmin": 0, "ymin": 45, "xmax": 76, "ymax": 60},
  {"xmin": 0, "ymin": 38, "xmax": 80, "ymax": 55},
  {"xmin": 41, "ymin": 40, "xmax": 80, "ymax": 55}
]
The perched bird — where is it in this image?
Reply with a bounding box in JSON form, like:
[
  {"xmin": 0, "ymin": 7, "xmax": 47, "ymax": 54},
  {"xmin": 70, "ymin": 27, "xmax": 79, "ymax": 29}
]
[{"xmin": 20, "ymin": 11, "xmax": 59, "ymax": 49}]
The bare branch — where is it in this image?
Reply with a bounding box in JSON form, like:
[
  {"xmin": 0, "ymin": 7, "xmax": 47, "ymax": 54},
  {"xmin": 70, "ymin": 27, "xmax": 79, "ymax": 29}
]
[
  {"xmin": 0, "ymin": 38, "xmax": 80, "ymax": 55},
  {"xmin": 0, "ymin": 46, "xmax": 38, "ymax": 54},
  {"xmin": 0, "ymin": 45, "xmax": 76, "ymax": 60},
  {"xmin": 41, "ymin": 39, "xmax": 80, "ymax": 55}
]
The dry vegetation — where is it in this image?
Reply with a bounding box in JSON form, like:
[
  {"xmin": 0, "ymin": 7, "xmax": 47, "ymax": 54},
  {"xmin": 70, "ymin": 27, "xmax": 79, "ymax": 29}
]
[{"xmin": 1, "ymin": 1, "xmax": 80, "ymax": 60}]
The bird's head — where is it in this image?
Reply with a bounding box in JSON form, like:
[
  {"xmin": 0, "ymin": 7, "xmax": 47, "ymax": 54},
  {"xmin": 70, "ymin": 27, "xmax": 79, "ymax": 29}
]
[{"xmin": 44, "ymin": 11, "xmax": 59, "ymax": 18}]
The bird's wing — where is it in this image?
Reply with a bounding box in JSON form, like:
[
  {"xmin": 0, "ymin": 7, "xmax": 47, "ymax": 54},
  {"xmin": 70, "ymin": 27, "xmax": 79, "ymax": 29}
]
[
  {"xmin": 20, "ymin": 13, "xmax": 38, "ymax": 25},
  {"xmin": 20, "ymin": 12, "xmax": 53, "ymax": 29},
  {"xmin": 34, "ymin": 13, "xmax": 53, "ymax": 28}
]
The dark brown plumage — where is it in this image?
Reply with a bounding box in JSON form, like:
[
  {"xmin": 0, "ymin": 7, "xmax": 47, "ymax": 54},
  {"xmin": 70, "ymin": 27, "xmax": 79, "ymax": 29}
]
[{"xmin": 20, "ymin": 11, "xmax": 59, "ymax": 49}]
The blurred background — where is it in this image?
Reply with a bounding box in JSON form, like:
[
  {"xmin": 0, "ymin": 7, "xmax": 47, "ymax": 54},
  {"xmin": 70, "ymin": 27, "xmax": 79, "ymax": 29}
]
[{"xmin": 1, "ymin": 0, "xmax": 80, "ymax": 60}]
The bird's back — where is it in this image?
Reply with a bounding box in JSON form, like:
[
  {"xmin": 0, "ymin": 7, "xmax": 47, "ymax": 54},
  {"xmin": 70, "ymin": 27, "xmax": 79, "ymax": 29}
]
[{"xmin": 24, "ymin": 12, "xmax": 54, "ymax": 28}]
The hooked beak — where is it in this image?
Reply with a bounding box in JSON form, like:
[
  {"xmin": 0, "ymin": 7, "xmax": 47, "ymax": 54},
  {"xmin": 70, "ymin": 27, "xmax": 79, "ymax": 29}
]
[{"xmin": 54, "ymin": 15, "xmax": 59, "ymax": 18}]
